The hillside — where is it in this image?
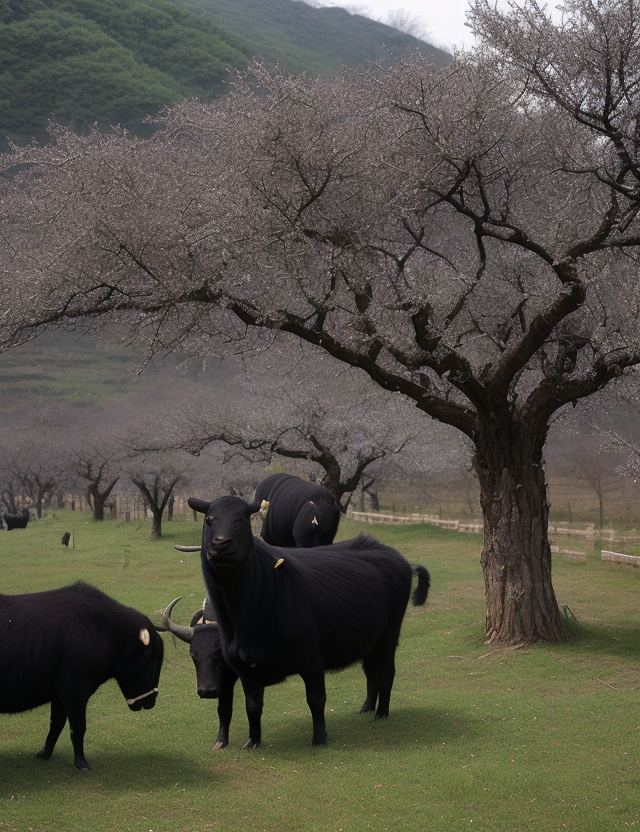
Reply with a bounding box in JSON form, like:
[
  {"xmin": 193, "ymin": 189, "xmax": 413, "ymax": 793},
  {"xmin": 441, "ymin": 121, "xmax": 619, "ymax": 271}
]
[
  {"xmin": 184, "ymin": 0, "xmax": 451, "ymax": 74},
  {"xmin": 0, "ymin": 329, "xmax": 177, "ymax": 414},
  {"xmin": 0, "ymin": 0, "xmax": 451, "ymax": 151},
  {"xmin": 0, "ymin": 0, "xmax": 252, "ymax": 149}
]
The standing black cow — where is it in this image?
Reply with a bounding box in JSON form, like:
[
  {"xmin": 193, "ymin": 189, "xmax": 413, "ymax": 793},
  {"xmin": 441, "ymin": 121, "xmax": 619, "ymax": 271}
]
[
  {"xmin": 161, "ymin": 597, "xmax": 264, "ymax": 750},
  {"xmin": 3, "ymin": 507, "xmax": 30, "ymax": 530},
  {"xmin": 0, "ymin": 582, "xmax": 164, "ymax": 769},
  {"xmin": 253, "ymin": 473, "xmax": 340, "ymax": 547},
  {"xmin": 188, "ymin": 494, "xmax": 430, "ymax": 747}
]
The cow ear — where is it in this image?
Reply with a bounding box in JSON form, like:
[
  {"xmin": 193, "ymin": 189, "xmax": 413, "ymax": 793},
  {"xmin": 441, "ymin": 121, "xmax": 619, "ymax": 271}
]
[
  {"xmin": 246, "ymin": 500, "xmax": 262, "ymax": 517},
  {"xmin": 188, "ymin": 497, "xmax": 210, "ymax": 514},
  {"xmin": 139, "ymin": 628, "xmax": 151, "ymax": 646}
]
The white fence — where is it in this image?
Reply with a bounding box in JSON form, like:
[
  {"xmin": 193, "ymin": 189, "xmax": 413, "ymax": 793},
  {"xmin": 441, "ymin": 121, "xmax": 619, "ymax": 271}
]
[
  {"xmin": 347, "ymin": 510, "xmax": 483, "ymax": 533},
  {"xmin": 601, "ymin": 550, "xmax": 640, "ymax": 567},
  {"xmin": 348, "ymin": 510, "xmax": 640, "ymax": 565}
]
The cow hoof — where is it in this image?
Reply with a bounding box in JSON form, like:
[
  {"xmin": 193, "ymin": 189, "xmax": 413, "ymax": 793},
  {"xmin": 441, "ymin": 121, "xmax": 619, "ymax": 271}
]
[
  {"xmin": 241, "ymin": 739, "xmax": 261, "ymax": 750},
  {"xmin": 74, "ymin": 759, "xmax": 90, "ymax": 771},
  {"xmin": 212, "ymin": 741, "xmax": 228, "ymax": 751},
  {"xmin": 36, "ymin": 748, "xmax": 52, "ymax": 760}
]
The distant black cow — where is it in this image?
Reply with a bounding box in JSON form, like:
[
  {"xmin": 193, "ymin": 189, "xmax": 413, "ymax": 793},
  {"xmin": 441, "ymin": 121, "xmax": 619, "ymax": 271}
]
[
  {"xmin": 188, "ymin": 494, "xmax": 430, "ymax": 747},
  {"xmin": 253, "ymin": 473, "xmax": 340, "ymax": 547},
  {"xmin": 3, "ymin": 507, "xmax": 30, "ymax": 530},
  {"xmin": 162, "ymin": 597, "xmax": 263, "ymax": 750},
  {"xmin": 0, "ymin": 582, "xmax": 164, "ymax": 769}
]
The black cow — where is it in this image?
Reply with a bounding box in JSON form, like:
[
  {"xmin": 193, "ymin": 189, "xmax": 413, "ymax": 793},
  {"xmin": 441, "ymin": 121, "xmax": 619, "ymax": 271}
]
[
  {"xmin": 253, "ymin": 473, "xmax": 340, "ymax": 547},
  {"xmin": 188, "ymin": 494, "xmax": 430, "ymax": 747},
  {"xmin": 162, "ymin": 597, "xmax": 263, "ymax": 750},
  {"xmin": 3, "ymin": 507, "xmax": 30, "ymax": 530},
  {"xmin": 0, "ymin": 582, "xmax": 164, "ymax": 769}
]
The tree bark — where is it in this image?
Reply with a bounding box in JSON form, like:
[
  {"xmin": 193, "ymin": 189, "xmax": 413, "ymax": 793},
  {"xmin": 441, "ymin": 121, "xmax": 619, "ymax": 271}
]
[
  {"xmin": 150, "ymin": 508, "xmax": 163, "ymax": 540},
  {"xmin": 474, "ymin": 416, "xmax": 566, "ymax": 644}
]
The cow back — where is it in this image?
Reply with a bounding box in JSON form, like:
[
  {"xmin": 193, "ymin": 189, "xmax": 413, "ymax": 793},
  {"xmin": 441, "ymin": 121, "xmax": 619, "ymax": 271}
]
[{"xmin": 254, "ymin": 473, "xmax": 340, "ymax": 548}]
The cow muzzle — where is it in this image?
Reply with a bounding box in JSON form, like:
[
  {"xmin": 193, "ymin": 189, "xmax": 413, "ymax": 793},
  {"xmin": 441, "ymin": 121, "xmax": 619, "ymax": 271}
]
[
  {"xmin": 197, "ymin": 686, "xmax": 221, "ymax": 700},
  {"xmin": 207, "ymin": 537, "xmax": 234, "ymax": 561},
  {"xmin": 126, "ymin": 687, "xmax": 159, "ymax": 711}
]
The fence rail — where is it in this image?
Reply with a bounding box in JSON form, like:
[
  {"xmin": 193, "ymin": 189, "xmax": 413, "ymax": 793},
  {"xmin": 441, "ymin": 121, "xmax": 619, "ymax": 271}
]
[
  {"xmin": 347, "ymin": 509, "xmax": 640, "ymax": 560},
  {"xmin": 347, "ymin": 510, "xmax": 483, "ymax": 533},
  {"xmin": 601, "ymin": 550, "xmax": 640, "ymax": 567}
]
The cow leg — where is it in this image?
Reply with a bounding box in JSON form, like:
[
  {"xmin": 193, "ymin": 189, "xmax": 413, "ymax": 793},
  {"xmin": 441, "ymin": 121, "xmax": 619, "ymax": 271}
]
[
  {"xmin": 36, "ymin": 695, "xmax": 67, "ymax": 761},
  {"xmin": 359, "ymin": 658, "xmax": 379, "ymax": 714},
  {"xmin": 373, "ymin": 655, "xmax": 395, "ymax": 719},
  {"xmin": 61, "ymin": 691, "xmax": 91, "ymax": 770},
  {"xmin": 369, "ymin": 633, "xmax": 399, "ymax": 719},
  {"xmin": 240, "ymin": 678, "xmax": 264, "ymax": 750},
  {"xmin": 213, "ymin": 672, "xmax": 236, "ymax": 750},
  {"xmin": 300, "ymin": 667, "xmax": 328, "ymax": 746}
]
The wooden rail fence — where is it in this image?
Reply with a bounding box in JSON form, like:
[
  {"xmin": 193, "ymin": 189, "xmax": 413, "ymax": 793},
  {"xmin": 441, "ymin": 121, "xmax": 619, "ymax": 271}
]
[
  {"xmin": 601, "ymin": 550, "xmax": 640, "ymax": 567},
  {"xmin": 348, "ymin": 510, "xmax": 640, "ymax": 564}
]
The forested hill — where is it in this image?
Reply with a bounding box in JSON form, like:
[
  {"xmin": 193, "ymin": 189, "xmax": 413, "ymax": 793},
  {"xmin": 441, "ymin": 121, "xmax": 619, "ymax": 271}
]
[
  {"xmin": 0, "ymin": 0, "xmax": 253, "ymax": 150},
  {"xmin": 185, "ymin": 0, "xmax": 451, "ymax": 74},
  {"xmin": 0, "ymin": 0, "xmax": 450, "ymax": 152}
]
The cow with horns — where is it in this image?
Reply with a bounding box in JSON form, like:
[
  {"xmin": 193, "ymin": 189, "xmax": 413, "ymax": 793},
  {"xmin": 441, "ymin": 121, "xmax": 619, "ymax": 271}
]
[
  {"xmin": 161, "ymin": 596, "xmax": 263, "ymax": 750},
  {"xmin": 186, "ymin": 494, "xmax": 430, "ymax": 747},
  {"xmin": 253, "ymin": 473, "xmax": 340, "ymax": 548},
  {"xmin": 0, "ymin": 582, "xmax": 164, "ymax": 769},
  {"xmin": 3, "ymin": 507, "xmax": 30, "ymax": 530}
]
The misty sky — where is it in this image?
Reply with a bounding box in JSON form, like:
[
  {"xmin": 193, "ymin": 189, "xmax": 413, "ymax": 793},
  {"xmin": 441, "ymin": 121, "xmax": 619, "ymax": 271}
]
[{"xmin": 321, "ymin": 0, "xmax": 477, "ymax": 52}]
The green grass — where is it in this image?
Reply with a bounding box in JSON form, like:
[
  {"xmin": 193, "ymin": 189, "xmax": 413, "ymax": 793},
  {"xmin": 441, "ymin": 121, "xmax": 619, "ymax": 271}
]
[{"xmin": 1, "ymin": 513, "xmax": 639, "ymax": 831}]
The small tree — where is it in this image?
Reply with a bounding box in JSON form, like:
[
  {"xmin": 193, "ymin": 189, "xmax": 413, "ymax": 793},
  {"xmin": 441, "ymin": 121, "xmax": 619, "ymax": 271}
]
[
  {"xmin": 128, "ymin": 461, "xmax": 185, "ymax": 540},
  {"xmin": 0, "ymin": 408, "xmax": 68, "ymax": 518},
  {"xmin": 169, "ymin": 347, "xmax": 453, "ymax": 511},
  {"xmin": 68, "ymin": 409, "xmax": 124, "ymax": 521}
]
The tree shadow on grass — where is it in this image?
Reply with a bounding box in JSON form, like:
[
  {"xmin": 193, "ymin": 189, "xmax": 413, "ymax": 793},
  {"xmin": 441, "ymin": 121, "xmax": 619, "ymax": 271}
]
[{"xmin": 562, "ymin": 620, "xmax": 640, "ymax": 661}]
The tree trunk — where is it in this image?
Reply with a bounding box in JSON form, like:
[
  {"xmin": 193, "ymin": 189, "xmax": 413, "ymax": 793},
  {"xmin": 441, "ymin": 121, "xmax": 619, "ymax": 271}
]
[
  {"xmin": 150, "ymin": 509, "xmax": 162, "ymax": 540},
  {"xmin": 92, "ymin": 493, "xmax": 107, "ymax": 521},
  {"xmin": 474, "ymin": 417, "xmax": 567, "ymax": 645}
]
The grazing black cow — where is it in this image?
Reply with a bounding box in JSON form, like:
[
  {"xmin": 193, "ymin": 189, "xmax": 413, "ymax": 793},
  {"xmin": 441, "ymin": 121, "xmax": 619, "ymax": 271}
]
[
  {"xmin": 253, "ymin": 473, "xmax": 340, "ymax": 547},
  {"xmin": 0, "ymin": 582, "xmax": 164, "ymax": 769},
  {"xmin": 188, "ymin": 494, "xmax": 430, "ymax": 747},
  {"xmin": 3, "ymin": 507, "xmax": 30, "ymax": 530},
  {"xmin": 162, "ymin": 597, "xmax": 264, "ymax": 750}
]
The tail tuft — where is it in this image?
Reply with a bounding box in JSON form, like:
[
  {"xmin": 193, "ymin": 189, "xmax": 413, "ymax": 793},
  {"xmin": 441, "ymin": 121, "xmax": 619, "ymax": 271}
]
[{"xmin": 411, "ymin": 565, "xmax": 430, "ymax": 606}]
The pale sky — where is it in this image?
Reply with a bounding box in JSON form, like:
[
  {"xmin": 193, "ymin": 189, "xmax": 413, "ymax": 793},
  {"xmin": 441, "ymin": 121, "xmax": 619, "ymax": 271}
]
[{"xmin": 321, "ymin": 0, "xmax": 477, "ymax": 52}]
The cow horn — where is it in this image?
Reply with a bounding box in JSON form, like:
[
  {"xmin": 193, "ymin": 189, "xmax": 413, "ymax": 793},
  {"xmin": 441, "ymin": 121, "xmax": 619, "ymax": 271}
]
[
  {"xmin": 174, "ymin": 545, "xmax": 202, "ymax": 552},
  {"xmin": 161, "ymin": 597, "xmax": 194, "ymax": 643}
]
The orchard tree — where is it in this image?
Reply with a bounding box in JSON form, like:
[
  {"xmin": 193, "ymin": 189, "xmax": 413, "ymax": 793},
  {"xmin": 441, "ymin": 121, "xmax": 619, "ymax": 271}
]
[
  {"xmin": 164, "ymin": 346, "xmax": 454, "ymax": 511},
  {"xmin": 582, "ymin": 372, "xmax": 640, "ymax": 484},
  {"xmin": 114, "ymin": 400, "xmax": 192, "ymax": 540},
  {"xmin": 125, "ymin": 451, "xmax": 188, "ymax": 540},
  {"xmin": 69, "ymin": 408, "xmax": 124, "ymax": 521},
  {"xmin": 0, "ymin": 408, "xmax": 69, "ymax": 518},
  {"xmin": 3, "ymin": 0, "xmax": 640, "ymax": 643}
]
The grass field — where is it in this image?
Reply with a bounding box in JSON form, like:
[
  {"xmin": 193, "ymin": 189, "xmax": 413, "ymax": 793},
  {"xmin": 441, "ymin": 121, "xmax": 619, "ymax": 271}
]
[{"xmin": 0, "ymin": 512, "xmax": 639, "ymax": 831}]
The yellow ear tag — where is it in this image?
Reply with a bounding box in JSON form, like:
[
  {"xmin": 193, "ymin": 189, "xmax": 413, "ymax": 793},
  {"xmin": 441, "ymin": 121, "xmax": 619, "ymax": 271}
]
[{"xmin": 274, "ymin": 558, "xmax": 285, "ymax": 569}]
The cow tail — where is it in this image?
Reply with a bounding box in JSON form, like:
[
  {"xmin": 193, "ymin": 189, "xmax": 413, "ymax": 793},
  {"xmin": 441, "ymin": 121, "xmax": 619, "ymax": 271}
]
[{"xmin": 411, "ymin": 565, "xmax": 431, "ymax": 606}]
